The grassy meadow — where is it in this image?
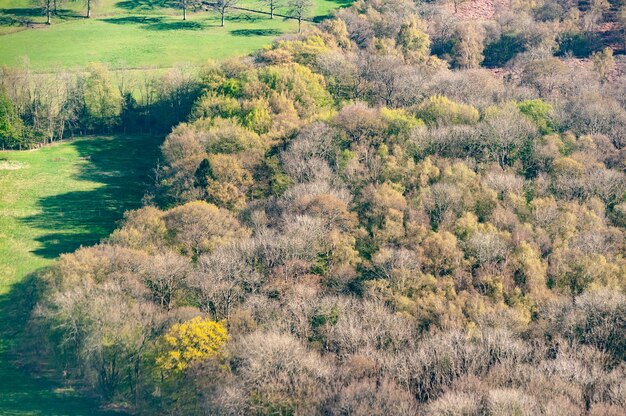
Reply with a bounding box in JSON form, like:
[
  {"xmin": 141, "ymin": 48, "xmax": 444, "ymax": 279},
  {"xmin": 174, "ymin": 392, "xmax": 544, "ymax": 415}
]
[
  {"xmin": 0, "ymin": 135, "xmax": 161, "ymax": 414},
  {"xmin": 0, "ymin": 0, "xmax": 352, "ymax": 70}
]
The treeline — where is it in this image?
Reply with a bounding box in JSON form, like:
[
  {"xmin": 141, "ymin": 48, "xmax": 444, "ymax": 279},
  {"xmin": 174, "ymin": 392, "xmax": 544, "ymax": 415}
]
[
  {"xmin": 0, "ymin": 63, "xmax": 201, "ymax": 149},
  {"xmin": 30, "ymin": 0, "xmax": 626, "ymax": 414}
]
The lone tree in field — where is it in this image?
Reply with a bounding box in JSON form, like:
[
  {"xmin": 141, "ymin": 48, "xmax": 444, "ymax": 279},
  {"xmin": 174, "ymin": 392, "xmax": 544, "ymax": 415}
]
[
  {"xmin": 211, "ymin": 0, "xmax": 240, "ymax": 27},
  {"xmin": 172, "ymin": 0, "xmax": 198, "ymax": 20},
  {"xmin": 263, "ymin": 0, "xmax": 280, "ymax": 19},
  {"xmin": 287, "ymin": 0, "xmax": 312, "ymax": 33}
]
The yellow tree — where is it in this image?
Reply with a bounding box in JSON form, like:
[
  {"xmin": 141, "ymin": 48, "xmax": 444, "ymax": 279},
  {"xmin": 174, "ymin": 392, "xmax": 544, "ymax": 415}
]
[{"xmin": 157, "ymin": 317, "xmax": 229, "ymax": 374}]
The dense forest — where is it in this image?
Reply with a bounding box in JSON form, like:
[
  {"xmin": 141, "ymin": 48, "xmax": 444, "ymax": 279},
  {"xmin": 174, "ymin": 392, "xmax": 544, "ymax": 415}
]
[{"xmin": 5, "ymin": 0, "xmax": 626, "ymax": 414}]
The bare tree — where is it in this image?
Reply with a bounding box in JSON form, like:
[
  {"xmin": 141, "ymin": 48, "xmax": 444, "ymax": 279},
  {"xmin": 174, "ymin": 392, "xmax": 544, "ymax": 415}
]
[
  {"xmin": 85, "ymin": 0, "xmax": 98, "ymax": 18},
  {"xmin": 37, "ymin": 0, "xmax": 53, "ymax": 24},
  {"xmin": 287, "ymin": 0, "xmax": 312, "ymax": 33},
  {"xmin": 52, "ymin": 0, "xmax": 63, "ymax": 15},
  {"xmin": 211, "ymin": 0, "xmax": 240, "ymax": 27},
  {"xmin": 173, "ymin": 0, "xmax": 198, "ymax": 20},
  {"xmin": 263, "ymin": 0, "xmax": 280, "ymax": 19}
]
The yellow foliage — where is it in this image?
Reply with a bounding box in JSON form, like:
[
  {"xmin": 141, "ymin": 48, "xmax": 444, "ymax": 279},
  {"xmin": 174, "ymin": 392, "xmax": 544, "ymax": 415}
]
[
  {"xmin": 417, "ymin": 95, "xmax": 480, "ymax": 126},
  {"xmin": 157, "ymin": 317, "xmax": 228, "ymax": 374}
]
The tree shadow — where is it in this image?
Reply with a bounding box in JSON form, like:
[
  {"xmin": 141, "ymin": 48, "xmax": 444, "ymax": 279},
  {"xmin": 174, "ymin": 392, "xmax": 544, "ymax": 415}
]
[
  {"xmin": 145, "ymin": 20, "xmax": 206, "ymax": 30},
  {"xmin": 0, "ymin": 7, "xmax": 74, "ymax": 26},
  {"xmin": 230, "ymin": 28, "xmax": 282, "ymax": 37},
  {"xmin": 101, "ymin": 15, "xmax": 164, "ymax": 25},
  {"xmin": 20, "ymin": 135, "xmax": 161, "ymax": 260},
  {"xmin": 114, "ymin": 0, "xmax": 170, "ymax": 11},
  {"xmin": 0, "ymin": 271, "xmax": 122, "ymax": 415},
  {"xmin": 228, "ymin": 14, "xmax": 262, "ymax": 23},
  {"xmin": 0, "ymin": 8, "xmax": 42, "ymax": 17},
  {"xmin": 312, "ymin": 0, "xmax": 354, "ymax": 22},
  {"xmin": 0, "ymin": 135, "xmax": 157, "ymax": 414}
]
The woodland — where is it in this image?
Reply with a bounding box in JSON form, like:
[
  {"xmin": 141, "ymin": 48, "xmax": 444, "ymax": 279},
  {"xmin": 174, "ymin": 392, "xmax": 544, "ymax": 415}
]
[{"xmin": 1, "ymin": 0, "xmax": 626, "ymax": 414}]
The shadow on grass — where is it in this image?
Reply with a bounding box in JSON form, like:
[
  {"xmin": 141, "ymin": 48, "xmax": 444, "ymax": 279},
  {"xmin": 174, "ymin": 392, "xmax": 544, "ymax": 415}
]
[
  {"xmin": 228, "ymin": 13, "xmax": 262, "ymax": 23},
  {"xmin": 145, "ymin": 20, "xmax": 205, "ymax": 30},
  {"xmin": 0, "ymin": 8, "xmax": 42, "ymax": 17},
  {"xmin": 21, "ymin": 135, "xmax": 161, "ymax": 259},
  {"xmin": 0, "ymin": 135, "xmax": 160, "ymax": 414},
  {"xmin": 101, "ymin": 15, "xmax": 164, "ymax": 25},
  {"xmin": 115, "ymin": 0, "xmax": 170, "ymax": 11},
  {"xmin": 0, "ymin": 7, "xmax": 82, "ymax": 25},
  {"xmin": 102, "ymin": 15, "xmax": 210, "ymax": 30},
  {"xmin": 0, "ymin": 271, "xmax": 121, "ymax": 415},
  {"xmin": 230, "ymin": 28, "xmax": 282, "ymax": 37},
  {"xmin": 312, "ymin": 0, "xmax": 354, "ymax": 22}
]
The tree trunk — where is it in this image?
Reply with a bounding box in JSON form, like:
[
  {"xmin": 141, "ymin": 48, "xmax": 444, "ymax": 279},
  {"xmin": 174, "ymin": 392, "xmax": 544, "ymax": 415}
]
[
  {"xmin": 46, "ymin": 3, "xmax": 51, "ymax": 24},
  {"xmin": 183, "ymin": 6, "xmax": 186, "ymax": 20},
  {"xmin": 221, "ymin": 10, "xmax": 225, "ymax": 27},
  {"xmin": 53, "ymin": 0, "xmax": 57, "ymax": 15},
  {"xmin": 298, "ymin": 17, "xmax": 301, "ymax": 33},
  {"xmin": 270, "ymin": 2, "xmax": 274, "ymax": 19},
  {"xmin": 87, "ymin": 0, "xmax": 91, "ymax": 18}
]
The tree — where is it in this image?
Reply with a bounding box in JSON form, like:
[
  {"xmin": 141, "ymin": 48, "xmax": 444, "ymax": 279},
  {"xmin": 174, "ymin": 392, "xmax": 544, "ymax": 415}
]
[
  {"xmin": 263, "ymin": 0, "xmax": 280, "ymax": 19},
  {"xmin": 172, "ymin": 0, "xmax": 197, "ymax": 20},
  {"xmin": 0, "ymin": 89, "xmax": 24, "ymax": 149},
  {"xmin": 84, "ymin": 0, "xmax": 97, "ymax": 18},
  {"xmin": 212, "ymin": 0, "xmax": 240, "ymax": 27},
  {"xmin": 163, "ymin": 200, "xmax": 249, "ymax": 256},
  {"xmin": 81, "ymin": 63, "xmax": 122, "ymax": 132},
  {"xmin": 156, "ymin": 317, "xmax": 228, "ymax": 374},
  {"xmin": 619, "ymin": 7, "xmax": 626, "ymax": 51},
  {"xmin": 37, "ymin": 0, "xmax": 53, "ymax": 24},
  {"xmin": 52, "ymin": 0, "xmax": 64, "ymax": 15},
  {"xmin": 591, "ymin": 47, "xmax": 615, "ymax": 82},
  {"xmin": 287, "ymin": 0, "xmax": 313, "ymax": 33},
  {"xmin": 451, "ymin": 0, "xmax": 468, "ymax": 14},
  {"xmin": 396, "ymin": 17, "xmax": 431, "ymax": 63},
  {"xmin": 452, "ymin": 22, "xmax": 485, "ymax": 69}
]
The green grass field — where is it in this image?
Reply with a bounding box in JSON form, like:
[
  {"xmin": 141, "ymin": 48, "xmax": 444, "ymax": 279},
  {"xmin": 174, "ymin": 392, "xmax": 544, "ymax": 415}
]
[
  {"xmin": 0, "ymin": 135, "xmax": 161, "ymax": 414},
  {"xmin": 0, "ymin": 0, "xmax": 352, "ymax": 70}
]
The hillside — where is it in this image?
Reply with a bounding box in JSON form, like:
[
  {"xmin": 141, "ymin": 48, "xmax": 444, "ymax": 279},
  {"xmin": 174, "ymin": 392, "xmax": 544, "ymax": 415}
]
[{"xmin": 1, "ymin": 0, "xmax": 626, "ymax": 414}]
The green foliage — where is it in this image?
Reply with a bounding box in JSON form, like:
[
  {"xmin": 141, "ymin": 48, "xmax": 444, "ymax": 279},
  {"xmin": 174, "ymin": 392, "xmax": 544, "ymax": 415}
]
[
  {"xmin": 557, "ymin": 32, "xmax": 599, "ymax": 58},
  {"xmin": 380, "ymin": 107, "xmax": 424, "ymax": 138},
  {"xmin": 396, "ymin": 17, "xmax": 431, "ymax": 63},
  {"xmin": 258, "ymin": 63, "xmax": 333, "ymax": 117},
  {"xmin": 483, "ymin": 33, "xmax": 525, "ymax": 68},
  {"xmin": 242, "ymin": 99, "xmax": 272, "ymax": 134},
  {"xmin": 192, "ymin": 92, "xmax": 241, "ymax": 120},
  {"xmin": 517, "ymin": 99, "xmax": 554, "ymax": 134},
  {"xmin": 0, "ymin": 88, "xmax": 24, "ymax": 149},
  {"xmin": 81, "ymin": 63, "xmax": 122, "ymax": 131}
]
